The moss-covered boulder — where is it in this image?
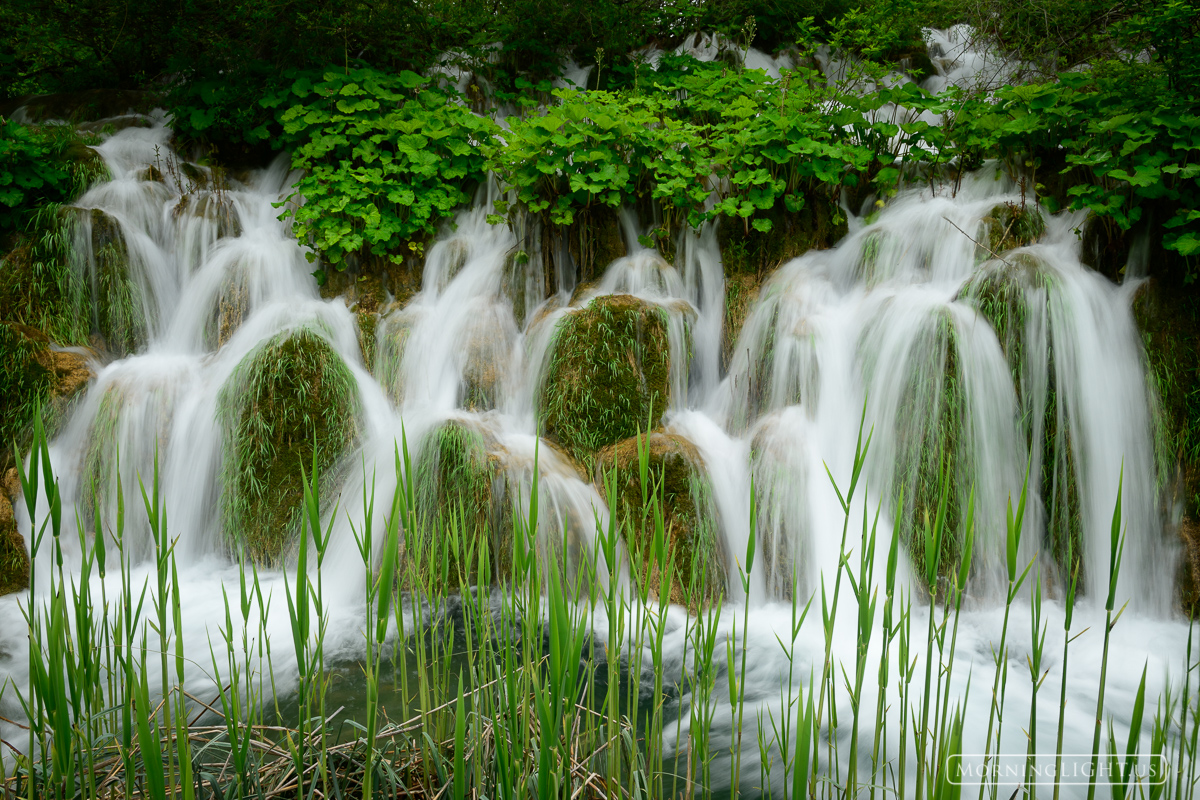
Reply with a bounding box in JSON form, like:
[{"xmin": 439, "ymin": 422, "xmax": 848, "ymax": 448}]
[
  {"xmin": 0, "ymin": 493, "xmax": 30, "ymax": 596},
  {"xmin": 403, "ymin": 421, "xmax": 512, "ymax": 588},
  {"xmin": 723, "ymin": 272, "xmax": 762, "ymax": 369},
  {"xmin": 0, "ymin": 322, "xmax": 92, "ymax": 473},
  {"xmin": 889, "ymin": 310, "xmax": 972, "ymax": 582},
  {"xmin": 83, "ymin": 209, "xmax": 146, "ymax": 356},
  {"xmin": 595, "ymin": 432, "xmax": 726, "ymax": 609},
  {"xmin": 219, "ymin": 328, "xmax": 361, "ymax": 564},
  {"xmin": 980, "ymin": 202, "xmax": 1045, "ymax": 256},
  {"xmin": 960, "ymin": 259, "xmax": 1082, "ymax": 584},
  {"xmin": 539, "ymin": 294, "xmax": 671, "ymax": 466}
]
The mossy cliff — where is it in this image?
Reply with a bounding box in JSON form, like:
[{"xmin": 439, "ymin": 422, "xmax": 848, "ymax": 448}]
[
  {"xmin": 1133, "ymin": 278, "xmax": 1200, "ymax": 614},
  {"xmin": 539, "ymin": 294, "xmax": 671, "ymax": 467},
  {"xmin": 218, "ymin": 328, "xmax": 361, "ymax": 564},
  {"xmin": 595, "ymin": 432, "xmax": 727, "ymax": 609}
]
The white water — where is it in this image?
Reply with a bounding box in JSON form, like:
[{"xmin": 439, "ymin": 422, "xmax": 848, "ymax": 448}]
[{"xmin": 0, "ymin": 38, "xmax": 1194, "ymax": 798}]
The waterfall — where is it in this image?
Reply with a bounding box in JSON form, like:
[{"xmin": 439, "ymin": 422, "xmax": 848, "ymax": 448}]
[{"xmin": 0, "ymin": 64, "xmax": 1190, "ymax": 796}]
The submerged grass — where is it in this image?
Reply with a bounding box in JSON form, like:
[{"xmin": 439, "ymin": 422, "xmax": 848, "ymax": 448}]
[{"xmin": 0, "ymin": 412, "xmax": 1196, "ymax": 800}]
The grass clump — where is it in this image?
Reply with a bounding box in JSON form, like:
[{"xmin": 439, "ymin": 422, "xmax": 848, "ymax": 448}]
[
  {"xmin": 961, "ymin": 259, "xmax": 1084, "ymax": 587},
  {"xmin": 409, "ymin": 421, "xmax": 510, "ymax": 587},
  {"xmin": 891, "ymin": 311, "xmax": 971, "ymax": 578},
  {"xmin": 539, "ymin": 294, "xmax": 670, "ymax": 467},
  {"xmin": 981, "ymin": 202, "xmax": 1045, "ymax": 255},
  {"xmin": 0, "ymin": 492, "xmax": 29, "ymax": 596},
  {"xmin": 83, "ymin": 209, "xmax": 146, "ymax": 356},
  {"xmin": 219, "ymin": 328, "xmax": 360, "ymax": 564},
  {"xmin": 596, "ymin": 431, "xmax": 727, "ymax": 609}
]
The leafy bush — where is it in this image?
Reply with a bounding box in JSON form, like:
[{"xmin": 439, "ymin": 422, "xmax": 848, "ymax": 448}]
[
  {"xmin": 956, "ymin": 72, "xmax": 1200, "ymax": 260},
  {"xmin": 266, "ymin": 67, "xmax": 497, "ymax": 271},
  {"xmin": 0, "ymin": 120, "xmax": 72, "ymax": 230}
]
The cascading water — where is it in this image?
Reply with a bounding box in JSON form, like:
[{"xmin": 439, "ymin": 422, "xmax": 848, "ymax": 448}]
[{"xmin": 0, "ymin": 33, "xmax": 1193, "ymax": 799}]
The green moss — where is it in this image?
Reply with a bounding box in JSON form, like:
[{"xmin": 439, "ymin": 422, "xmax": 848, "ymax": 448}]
[
  {"xmin": 219, "ymin": 328, "xmax": 361, "ymax": 564},
  {"xmin": 0, "ymin": 496, "xmax": 29, "ymax": 596},
  {"xmin": 595, "ymin": 432, "xmax": 726, "ymax": 609},
  {"xmin": 981, "ymin": 202, "xmax": 1045, "ymax": 256},
  {"xmin": 0, "ymin": 323, "xmax": 56, "ymax": 469},
  {"xmin": 375, "ymin": 308, "xmax": 415, "ymax": 405},
  {"xmin": 722, "ymin": 272, "xmax": 762, "ymax": 370},
  {"xmin": 539, "ymin": 294, "xmax": 671, "ymax": 467},
  {"xmin": 891, "ymin": 311, "xmax": 970, "ymax": 582},
  {"xmin": 88, "ymin": 209, "xmax": 147, "ymax": 356},
  {"xmin": 406, "ymin": 421, "xmax": 511, "ymax": 588}
]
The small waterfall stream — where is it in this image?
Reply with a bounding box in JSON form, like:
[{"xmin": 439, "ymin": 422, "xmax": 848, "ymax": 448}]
[{"xmin": 0, "ymin": 38, "xmax": 1191, "ymax": 797}]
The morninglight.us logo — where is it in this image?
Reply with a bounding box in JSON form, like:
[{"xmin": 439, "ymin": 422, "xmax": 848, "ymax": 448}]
[{"xmin": 947, "ymin": 754, "xmax": 1169, "ymax": 786}]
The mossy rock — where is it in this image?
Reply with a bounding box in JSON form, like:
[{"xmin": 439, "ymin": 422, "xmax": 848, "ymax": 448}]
[
  {"xmin": 959, "ymin": 255, "xmax": 1050, "ymax": 394},
  {"xmin": 896, "ymin": 47, "xmax": 936, "ymax": 81},
  {"xmin": 403, "ymin": 421, "xmax": 512, "ymax": 588},
  {"xmin": 1179, "ymin": 520, "xmax": 1200, "ymax": 617},
  {"xmin": 375, "ymin": 306, "xmax": 417, "ymax": 406},
  {"xmin": 503, "ymin": 247, "xmax": 539, "ymax": 329},
  {"xmin": 980, "ymin": 202, "xmax": 1045, "ymax": 256},
  {"xmin": 84, "ymin": 209, "xmax": 147, "ymax": 356},
  {"xmin": 964, "ymin": 259, "xmax": 1088, "ymax": 586},
  {"xmin": 219, "ymin": 328, "xmax": 361, "ymax": 564},
  {"xmin": 890, "ymin": 310, "xmax": 971, "ymax": 585},
  {"xmin": 0, "ymin": 494, "xmax": 30, "ymax": 596},
  {"xmin": 0, "ymin": 322, "xmax": 91, "ymax": 473},
  {"xmin": 539, "ymin": 294, "xmax": 671, "ymax": 467},
  {"xmin": 723, "ymin": 272, "xmax": 764, "ymax": 371},
  {"xmin": 0, "ymin": 206, "xmax": 91, "ymax": 347},
  {"xmin": 2, "ymin": 90, "xmax": 158, "ymax": 123},
  {"xmin": 595, "ymin": 432, "xmax": 727, "ymax": 609}
]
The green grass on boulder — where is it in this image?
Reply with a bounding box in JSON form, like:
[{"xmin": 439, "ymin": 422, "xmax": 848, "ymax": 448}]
[
  {"xmin": 0, "ymin": 493, "xmax": 30, "ymax": 596},
  {"xmin": 981, "ymin": 202, "xmax": 1045, "ymax": 256},
  {"xmin": 405, "ymin": 421, "xmax": 511, "ymax": 588},
  {"xmin": 219, "ymin": 328, "xmax": 360, "ymax": 564},
  {"xmin": 960, "ymin": 258, "xmax": 1082, "ymax": 588},
  {"xmin": 595, "ymin": 431, "xmax": 726, "ymax": 609},
  {"xmin": 539, "ymin": 294, "xmax": 671, "ymax": 467}
]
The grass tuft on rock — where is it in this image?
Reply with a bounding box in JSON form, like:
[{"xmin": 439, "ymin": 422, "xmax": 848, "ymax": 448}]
[
  {"xmin": 595, "ymin": 431, "xmax": 726, "ymax": 609},
  {"xmin": 219, "ymin": 328, "xmax": 360, "ymax": 564},
  {"xmin": 0, "ymin": 493, "xmax": 29, "ymax": 596},
  {"xmin": 539, "ymin": 294, "xmax": 671, "ymax": 467},
  {"xmin": 892, "ymin": 311, "xmax": 971, "ymax": 579},
  {"xmin": 981, "ymin": 202, "xmax": 1045, "ymax": 255},
  {"xmin": 408, "ymin": 421, "xmax": 510, "ymax": 587}
]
